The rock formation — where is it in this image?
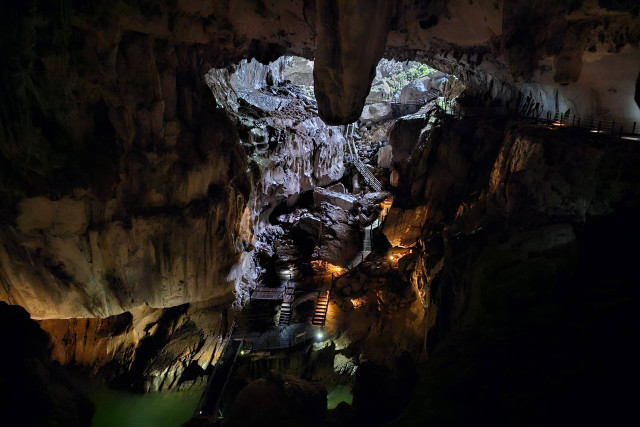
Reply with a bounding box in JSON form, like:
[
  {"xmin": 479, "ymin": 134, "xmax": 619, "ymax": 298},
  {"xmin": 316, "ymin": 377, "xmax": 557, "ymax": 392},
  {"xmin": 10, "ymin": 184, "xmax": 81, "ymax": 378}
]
[
  {"xmin": 9, "ymin": 58, "xmax": 346, "ymax": 392},
  {"xmin": 382, "ymin": 110, "xmax": 640, "ymax": 425}
]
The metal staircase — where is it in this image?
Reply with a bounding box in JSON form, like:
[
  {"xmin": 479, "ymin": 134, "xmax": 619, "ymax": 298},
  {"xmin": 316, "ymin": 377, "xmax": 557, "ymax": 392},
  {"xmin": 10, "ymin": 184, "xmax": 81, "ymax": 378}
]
[
  {"xmin": 278, "ymin": 301, "xmax": 291, "ymax": 326},
  {"xmin": 278, "ymin": 287, "xmax": 295, "ymax": 326},
  {"xmin": 344, "ymin": 123, "xmax": 382, "ymax": 192},
  {"xmin": 311, "ymin": 290, "xmax": 330, "ymax": 327}
]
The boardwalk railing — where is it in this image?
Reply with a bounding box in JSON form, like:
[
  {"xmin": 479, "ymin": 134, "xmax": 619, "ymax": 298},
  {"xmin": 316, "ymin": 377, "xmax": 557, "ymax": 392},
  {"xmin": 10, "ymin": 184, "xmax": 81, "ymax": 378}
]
[
  {"xmin": 365, "ymin": 88, "xmax": 440, "ymax": 106},
  {"xmin": 447, "ymin": 105, "xmax": 639, "ymax": 139},
  {"xmin": 195, "ymin": 320, "xmax": 241, "ymax": 418},
  {"xmin": 344, "ymin": 123, "xmax": 383, "ymax": 191},
  {"xmin": 240, "ymin": 323, "xmax": 317, "ymax": 351}
]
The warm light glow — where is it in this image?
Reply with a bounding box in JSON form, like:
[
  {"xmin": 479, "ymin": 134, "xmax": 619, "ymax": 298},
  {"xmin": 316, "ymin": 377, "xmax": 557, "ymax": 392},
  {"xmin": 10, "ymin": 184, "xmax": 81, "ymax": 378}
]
[
  {"xmin": 380, "ymin": 198, "xmax": 393, "ymax": 217},
  {"xmin": 387, "ymin": 248, "xmax": 413, "ymax": 265},
  {"xmin": 312, "ymin": 260, "xmax": 346, "ymax": 275},
  {"xmin": 350, "ymin": 297, "xmax": 366, "ymax": 309}
]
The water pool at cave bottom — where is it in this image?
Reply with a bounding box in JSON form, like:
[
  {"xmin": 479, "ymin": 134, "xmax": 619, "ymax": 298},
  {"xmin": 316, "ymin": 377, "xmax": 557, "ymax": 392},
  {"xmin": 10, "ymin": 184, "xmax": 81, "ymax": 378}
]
[
  {"xmin": 327, "ymin": 385, "xmax": 353, "ymax": 409},
  {"xmin": 89, "ymin": 383, "xmax": 352, "ymax": 425},
  {"xmin": 89, "ymin": 386, "xmax": 201, "ymax": 427}
]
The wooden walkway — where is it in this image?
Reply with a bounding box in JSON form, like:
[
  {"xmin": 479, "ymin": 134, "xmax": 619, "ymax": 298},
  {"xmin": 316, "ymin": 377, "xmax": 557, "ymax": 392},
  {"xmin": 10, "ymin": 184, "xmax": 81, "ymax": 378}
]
[
  {"xmin": 446, "ymin": 105, "xmax": 640, "ymax": 141},
  {"xmin": 250, "ymin": 285, "xmax": 285, "ymax": 301}
]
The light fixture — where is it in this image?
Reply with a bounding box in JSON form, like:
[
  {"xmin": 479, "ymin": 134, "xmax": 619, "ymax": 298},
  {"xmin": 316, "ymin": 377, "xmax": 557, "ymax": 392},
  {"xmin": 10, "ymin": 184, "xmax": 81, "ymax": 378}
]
[
  {"xmin": 316, "ymin": 331, "xmax": 324, "ymax": 340},
  {"xmin": 240, "ymin": 349, "xmax": 245, "ymax": 356}
]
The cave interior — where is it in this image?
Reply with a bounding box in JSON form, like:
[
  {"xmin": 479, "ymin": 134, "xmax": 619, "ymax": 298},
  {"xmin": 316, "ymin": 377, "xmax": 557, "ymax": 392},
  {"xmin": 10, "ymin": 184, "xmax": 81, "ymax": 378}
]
[{"xmin": 1, "ymin": 1, "xmax": 639, "ymax": 426}]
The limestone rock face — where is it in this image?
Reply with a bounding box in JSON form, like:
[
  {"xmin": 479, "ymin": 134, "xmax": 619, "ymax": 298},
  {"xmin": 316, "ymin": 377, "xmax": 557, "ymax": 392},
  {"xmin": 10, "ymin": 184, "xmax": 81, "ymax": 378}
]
[
  {"xmin": 275, "ymin": 202, "xmax": 361, "ymax": 268},
  {"xmin": 39, "ymin": 302, "xmax": 227, "ymax": 392},
  {"xmin": 311, "ymin": 203, "xmax": 362, "ymax": 267},
  {"xmin": 382, "ymin": 112, "xmax": 640, "ymax": 425},
  {"xmin": 0, "ymin": 57, "xmax": 344, "ymax": 390},
  {"xmin": 206, "ymin": 58, "xmax": 345, "ymax": 247}
]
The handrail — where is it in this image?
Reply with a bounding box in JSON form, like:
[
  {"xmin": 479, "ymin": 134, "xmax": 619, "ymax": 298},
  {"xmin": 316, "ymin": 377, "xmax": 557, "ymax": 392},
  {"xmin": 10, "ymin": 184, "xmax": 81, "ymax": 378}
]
[
  {"xmin": 365, "ymin": 88, "xmax": 440, "ymax": 106},
  {"xmin": 448, "ymin": 105, "xmax": 639, "ymax": 138},
  {"xmin": 194, "ymin": 318, "xmax": 237, "ymax": 416},
  {"xmin": 211, "ymin": 338, "xmax": 245, "ymax": 419},
  {"xmin": 343, "ymin": 123, "xmax": 383, "ymax": 191}
]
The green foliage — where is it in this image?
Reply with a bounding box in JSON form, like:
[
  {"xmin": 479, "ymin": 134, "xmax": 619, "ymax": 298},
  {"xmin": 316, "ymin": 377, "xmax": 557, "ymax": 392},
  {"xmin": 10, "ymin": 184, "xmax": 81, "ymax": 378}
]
[{"xmin": 380, "ymin": 63, "xmax": 437, "ymax": 96}]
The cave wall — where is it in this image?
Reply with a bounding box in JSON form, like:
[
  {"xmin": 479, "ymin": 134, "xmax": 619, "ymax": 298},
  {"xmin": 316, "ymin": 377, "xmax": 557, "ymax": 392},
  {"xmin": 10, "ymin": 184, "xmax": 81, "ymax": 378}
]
[
  {"xmin": 1, "ymin": 0, "xmax": 639, "ymax": 319},
  {"xmin": 0, "ymin": 0, "xmax": 639, "ymax": 400},
  {"xmin": 25, "ymin": 58, "xmax": 345, "ymax": 391},
  {"xmin": 0, "ymin": 38, "xmax": 249, "ymax": 318},
  {"xmin": 383, "ymin": 111, "xmax": 640, "ymax": 424}
]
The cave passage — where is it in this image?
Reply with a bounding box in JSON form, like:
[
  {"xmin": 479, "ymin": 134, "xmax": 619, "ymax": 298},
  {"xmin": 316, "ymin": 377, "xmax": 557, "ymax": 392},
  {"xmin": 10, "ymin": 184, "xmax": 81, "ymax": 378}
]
[{"xmin": 190, "ymin": 57, "xmax": 453, "ymax": 423}]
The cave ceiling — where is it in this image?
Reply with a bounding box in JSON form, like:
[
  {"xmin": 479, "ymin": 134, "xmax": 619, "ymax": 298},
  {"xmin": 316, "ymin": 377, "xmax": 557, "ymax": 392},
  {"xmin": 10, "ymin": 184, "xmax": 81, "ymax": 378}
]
[{"xmin": 3, "ymin": 0, "xmax": 639, "ymax": 125}]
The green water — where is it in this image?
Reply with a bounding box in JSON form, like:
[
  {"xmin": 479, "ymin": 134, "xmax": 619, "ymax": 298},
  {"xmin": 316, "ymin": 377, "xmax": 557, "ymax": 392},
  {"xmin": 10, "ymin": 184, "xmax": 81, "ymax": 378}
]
[
  {"xmin": 89, "ymin": 387, "xmax": 201, "ymax": 427},
  {"xmin": 327, "ymin": 385, "xmax": 353, "ymax": 409},
  {"xmin": 88, "ymin": 383, "xmax": 350, "ymax": 425}
]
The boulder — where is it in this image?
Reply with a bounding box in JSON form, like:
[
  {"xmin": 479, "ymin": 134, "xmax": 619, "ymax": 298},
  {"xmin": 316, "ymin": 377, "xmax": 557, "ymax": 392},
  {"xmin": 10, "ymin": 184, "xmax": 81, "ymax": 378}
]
[
  {"xmin": 223, "ymin": 373, "xmax": 327, "ymax": 427},
  {"xmin": 299, "ymin": 215, "xmax": 323, "ymax": 237},
  {"xmin": 327, "ymin": 182, "xmax": 347, "ymax": 194},
  {"xmin": 377, "ymin": 145, "xmax": 393, "ymax": 168},
  {"xmin": 399, "ymin": 72, "xmax": 448, "ymax": 104},
  {"xmin": 312, "ymin": 203, "xmax": 361, "ymax": 266},
  {"xmin": 399, "ymin": 77, "xmax": 430, "ymax": 104},
  {"xmin": 360, "ymin": 102, "xmax": 393, "ymax": 123},
  {"xmin": 382, "ymin": 205, "xmax": 429, "ymax": 247},
  {"xmin": 352, "ymin": 175, "xmax": 362, "ymax": 194},
  {"xmin": 313, "ymin": 187, "xmax": 357, "ymax": 210}
]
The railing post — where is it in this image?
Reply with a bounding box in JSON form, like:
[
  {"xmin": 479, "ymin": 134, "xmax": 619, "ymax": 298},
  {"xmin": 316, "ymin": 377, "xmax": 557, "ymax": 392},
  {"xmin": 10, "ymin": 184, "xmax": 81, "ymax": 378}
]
[
  {"xmin": 572, "ymin": 116, "xmax": 575, "ymax": 127},
  {"xmin": 611, "ymin": 120, "xmax": 615, "ymax": 135},
  {"xmin": 619, "ymin": 126, "xmax": 623, "ymax": 141},
  {"xmin": 597, "ymin": 121, "xmax": 601, "ymax": 133},
  {"xmin": 633, "ymin": 122, "xmax": 636, "ymax": 135},
  {"xmin": 577, "ymin": 117, "xmax": 581, "ymax": 128}
]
